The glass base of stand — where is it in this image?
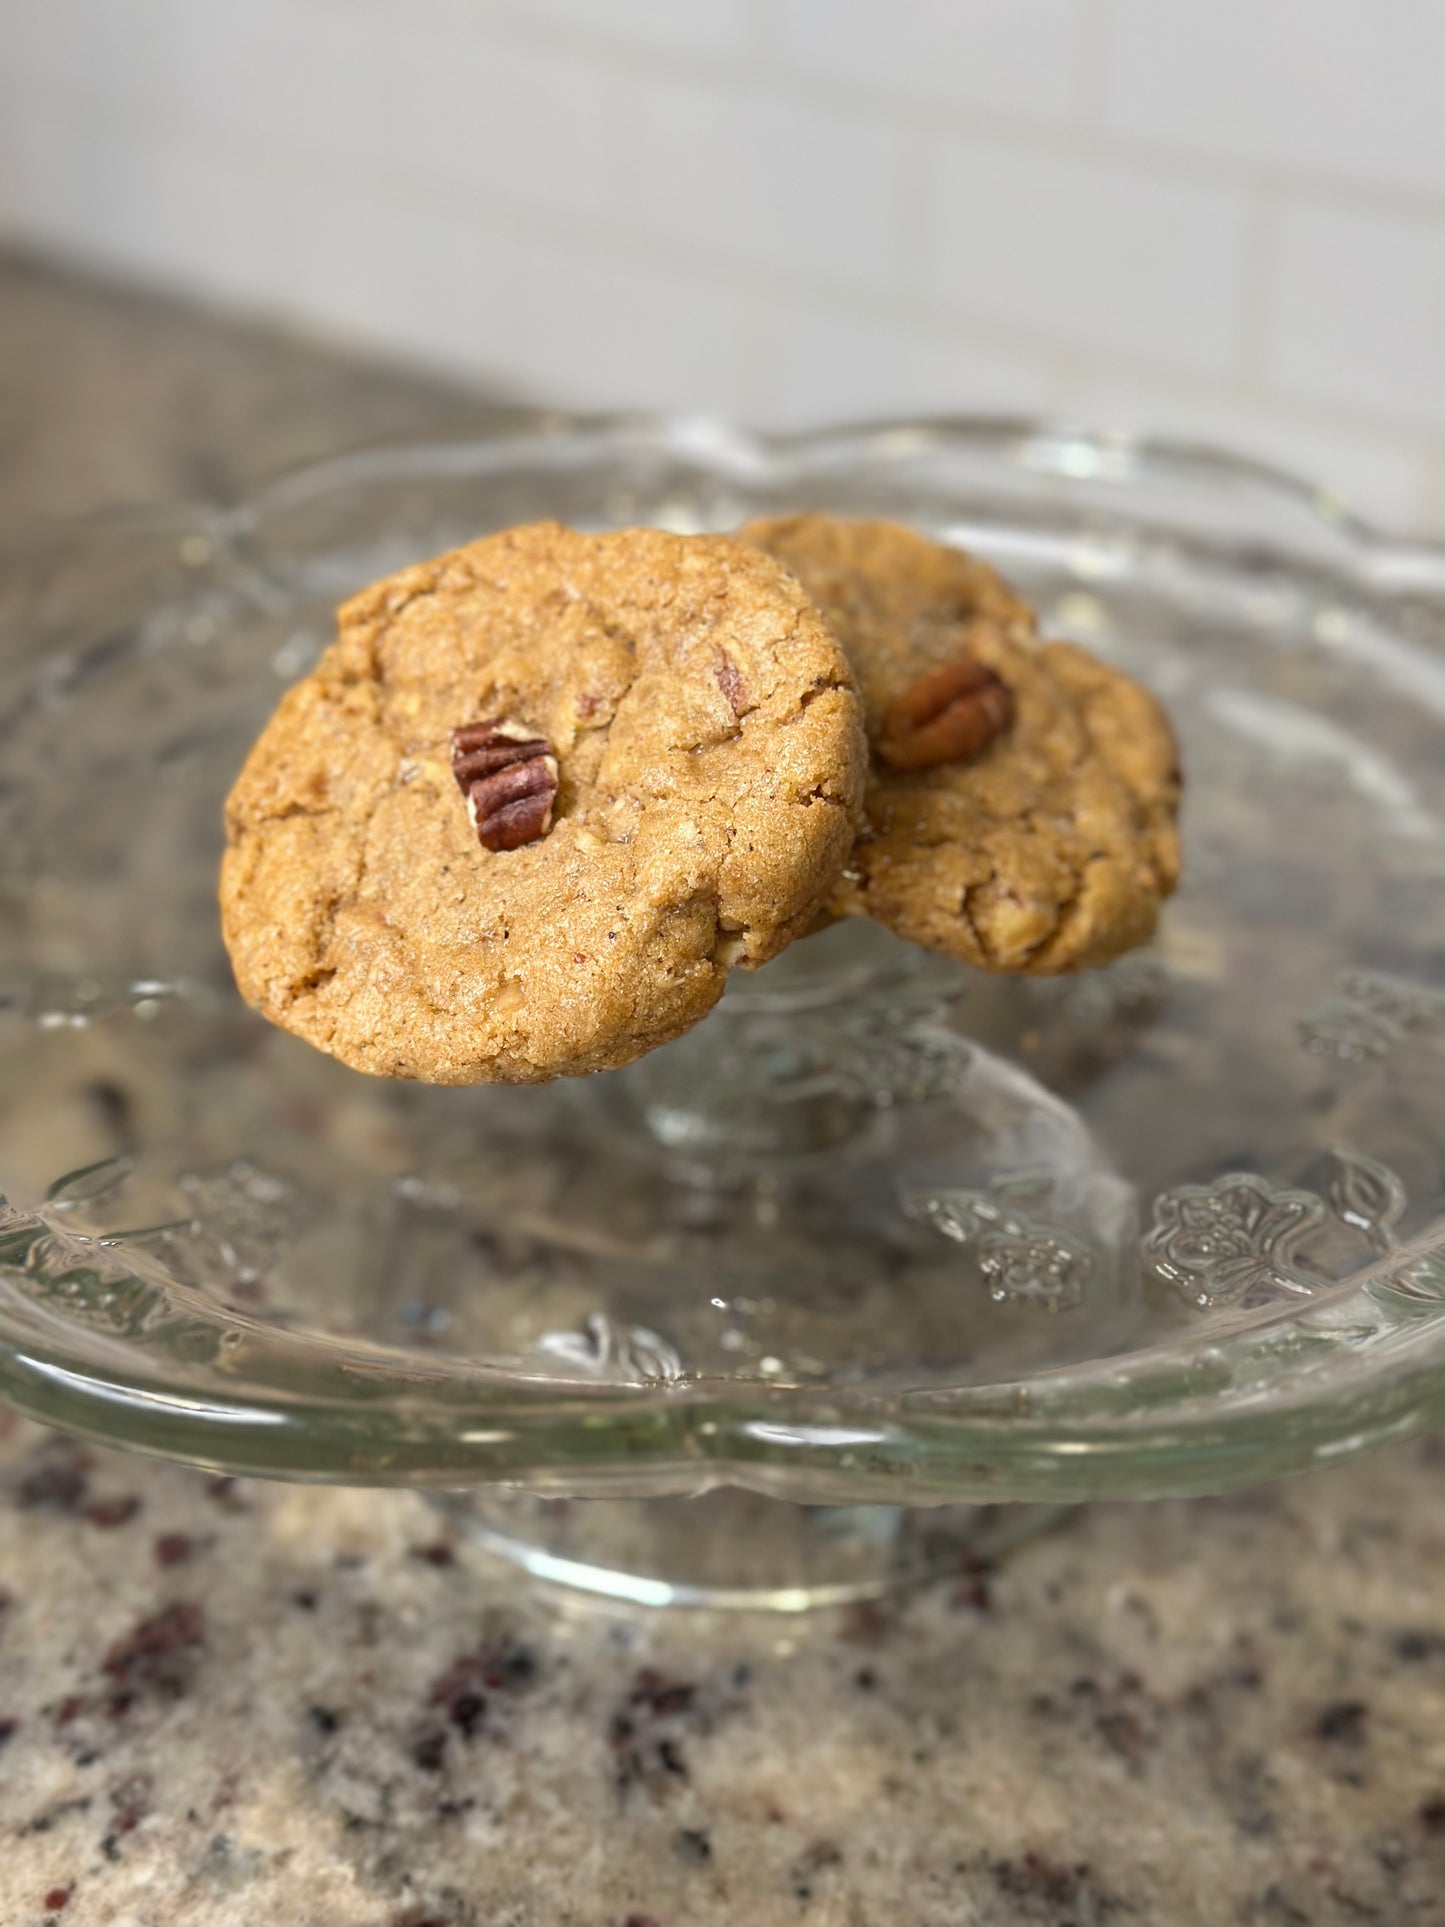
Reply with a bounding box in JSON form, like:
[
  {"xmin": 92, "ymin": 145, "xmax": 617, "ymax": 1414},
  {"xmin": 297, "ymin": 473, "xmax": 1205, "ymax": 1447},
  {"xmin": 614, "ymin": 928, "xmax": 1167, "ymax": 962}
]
[
  {"xmin": 419, "ymin": 925, "xmax": 1109, "ymax": 1608},
  {"xmin": 438, "ymin": 1488, "xmax": 1072, "ymax": 1611}
]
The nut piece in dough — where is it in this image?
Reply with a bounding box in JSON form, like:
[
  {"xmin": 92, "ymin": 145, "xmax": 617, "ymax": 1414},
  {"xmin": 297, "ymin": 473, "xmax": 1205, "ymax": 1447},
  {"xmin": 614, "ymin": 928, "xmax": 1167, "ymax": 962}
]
[
  {"xmin": 221, "ymin": 521, "xmax": 866, "ymax": 1083},
  {"xmin": 742, "ymin": 514, "xmax": 1181, "ymax": 975}
]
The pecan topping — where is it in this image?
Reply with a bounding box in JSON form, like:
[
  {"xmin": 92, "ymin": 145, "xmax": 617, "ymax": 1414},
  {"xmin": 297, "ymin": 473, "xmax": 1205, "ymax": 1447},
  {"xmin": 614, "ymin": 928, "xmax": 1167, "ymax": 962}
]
[
  {"xmin": 878, "ymin": 654, "xmax": 1014, "ymax": 772},
  {"xmin": 451, "ymin": 719, "xmax": 559, "ymax": 852}
]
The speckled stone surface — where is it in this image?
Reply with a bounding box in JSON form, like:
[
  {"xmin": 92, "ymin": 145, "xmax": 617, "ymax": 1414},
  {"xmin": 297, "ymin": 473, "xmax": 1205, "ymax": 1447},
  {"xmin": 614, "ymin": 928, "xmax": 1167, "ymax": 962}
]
[
  {"xmin": 3, "ymin": 1416, "xmax": 1445, "ymax": 1927},
  {"xmin": 3, "ymin": 250, "xmax": 1445, "ymax": 1927},
  {"xmin": 0, "ymin": 248, "xmax": 523, "ymax": 523}
]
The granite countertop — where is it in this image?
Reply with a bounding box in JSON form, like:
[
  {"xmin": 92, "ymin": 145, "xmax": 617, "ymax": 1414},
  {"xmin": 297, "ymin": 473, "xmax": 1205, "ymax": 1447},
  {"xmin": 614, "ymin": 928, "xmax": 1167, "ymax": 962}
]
[{"xmin": 3, "ymin": 250, "xmax": 1445, "ymax": 1927}]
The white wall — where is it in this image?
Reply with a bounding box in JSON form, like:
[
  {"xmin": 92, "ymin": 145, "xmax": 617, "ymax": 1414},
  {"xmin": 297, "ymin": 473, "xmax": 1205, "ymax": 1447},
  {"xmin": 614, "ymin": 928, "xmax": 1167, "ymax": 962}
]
[{"xmin": 3, "ymin": 0, "xmax": 1445, "ymax": 532}]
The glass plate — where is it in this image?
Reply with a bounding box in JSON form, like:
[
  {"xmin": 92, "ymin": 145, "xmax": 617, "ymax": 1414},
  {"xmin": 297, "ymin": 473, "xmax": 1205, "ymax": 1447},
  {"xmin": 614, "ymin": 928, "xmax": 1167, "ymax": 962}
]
[{"xmin": 2, "ymin": 416, "xmax": 1444, "ymax": 1590}]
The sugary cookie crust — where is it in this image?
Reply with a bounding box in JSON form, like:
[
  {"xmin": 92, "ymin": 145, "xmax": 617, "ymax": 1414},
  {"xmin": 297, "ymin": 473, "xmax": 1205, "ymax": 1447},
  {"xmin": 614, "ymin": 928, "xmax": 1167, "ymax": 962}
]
[
  {"xmin": 742, "ymin": 514, "xmax": 1181, "ymax": 974},
  {"xmin": 221, "ymin": 522, "xmax": 866, "ymax": 1083}
]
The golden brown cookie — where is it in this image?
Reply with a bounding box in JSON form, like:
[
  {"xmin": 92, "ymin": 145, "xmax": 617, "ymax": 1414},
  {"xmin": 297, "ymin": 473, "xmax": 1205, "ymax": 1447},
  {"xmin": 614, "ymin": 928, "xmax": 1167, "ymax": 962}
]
[
  {"xmin": 742, "ymin": 515, "xmax": 1180, "ymax": 973},
  {"xmin": 221, "ymin": 522, "xmax": 866, "ymax": 1083}
]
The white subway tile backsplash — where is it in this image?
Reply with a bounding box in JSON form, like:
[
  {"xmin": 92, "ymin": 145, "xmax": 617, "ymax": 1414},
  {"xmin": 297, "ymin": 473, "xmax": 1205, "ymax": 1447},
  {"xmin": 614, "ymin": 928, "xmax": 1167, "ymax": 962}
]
[
  {"xmin": 93, "ymin": 136, "xmax": 270, "ymax": 307},
  {"xmin": 5, "ymin": 0, "xmax": 177, "ymax": 114},
  {"xmin": 632, "ymin": 76, "xmax": 904, "ymax": 290},
  {"xmin": 507, "ymin": 242, "xmax": 756, "ymax": 415},
  {"xmin": 6, "ymin": 0, "xmax": 165, "ymax": 101},
  {"xmin": 501, "ymin": 0, "xmax": 753, "ymax": 59},
  {"xmin": 354, "ymin": 18, "xmax": 614, "ymax": 216},
  {"xmin": 779, "ymin": 0, "xmax": 1079, "ymax": 124},
  {"xmin": 6, "ymin": 104, "xmax": 268, "ymax": 306},
  {"xmin": 4, "ymin": 0, "xmax": 86, "ymax": 92},
  {"xmin": 935, "ymin": 138, "xmax": 1247, "ymax": 376},
  {"xmin": 164, "ymin": 1, "xmax": 370, "ymax": 166},
  {"xmin": 4, "ymin": 99, "xmax": 110, "ymax": 253},
  {"xmin": 1103, "ymin": 0, "xmax": 1445, "ymax": 201},
  {"xmin": 264, "ymin": 179, "xmax": 525, "ymax": 382},
  {"xmin": 1414, "ymin": 456, "xmax": 1445, "ymax": 538},
  {"xmin": 7, "ymin": 0, "xmax": 1445, "ymax": 532},
  {"xmin": 1267, "ymin": 202, "xmax": 1445, "ymax": 429},
  {"xmin": 0, "ymin": 88, "xmax": 16, "ymax": 234},
  {"xmin": 758, "ymin": 304, "xmax": 1060, "ymax": 427},
  {"xmin": 1067, "ymin": 365, "xmax": 1430, "ymax": 531}
]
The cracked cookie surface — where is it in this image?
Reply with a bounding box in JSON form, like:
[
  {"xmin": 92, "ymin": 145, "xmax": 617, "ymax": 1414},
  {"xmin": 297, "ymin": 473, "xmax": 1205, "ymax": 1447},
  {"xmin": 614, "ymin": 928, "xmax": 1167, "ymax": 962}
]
[
  {"xmin": 221, "ymin": 521, "xmax": 866, "ymax": 1083},
  {"xmin": 743, "ymin": 514, "xmax": 1180, "ymax": 974}
]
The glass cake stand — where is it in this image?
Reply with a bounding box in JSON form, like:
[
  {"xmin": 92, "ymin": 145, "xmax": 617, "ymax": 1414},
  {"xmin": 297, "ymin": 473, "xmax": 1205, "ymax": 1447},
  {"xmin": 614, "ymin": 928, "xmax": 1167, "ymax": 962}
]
[{"xmin": 1, "ymin": 415, "xmax": 1443, "ymax": 1608}]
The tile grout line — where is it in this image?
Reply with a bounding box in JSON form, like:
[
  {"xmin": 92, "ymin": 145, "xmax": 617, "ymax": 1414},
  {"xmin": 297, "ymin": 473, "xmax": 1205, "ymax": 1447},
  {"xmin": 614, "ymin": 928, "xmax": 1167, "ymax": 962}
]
[
  {"xmin": 1231, "ymin": 178, "xmax": 1285, "ymax": 392},
  {"xmin": 1068, "ymin": 0, "xmax": 1116, "ymax": 127}
]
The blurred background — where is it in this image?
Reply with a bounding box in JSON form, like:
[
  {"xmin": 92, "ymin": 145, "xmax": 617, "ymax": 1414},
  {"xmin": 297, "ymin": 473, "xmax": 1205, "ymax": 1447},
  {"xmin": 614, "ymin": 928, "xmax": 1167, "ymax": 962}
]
[{"xmin": 2, "ymin": 0, "xmax": 1444, "ymax": 531}]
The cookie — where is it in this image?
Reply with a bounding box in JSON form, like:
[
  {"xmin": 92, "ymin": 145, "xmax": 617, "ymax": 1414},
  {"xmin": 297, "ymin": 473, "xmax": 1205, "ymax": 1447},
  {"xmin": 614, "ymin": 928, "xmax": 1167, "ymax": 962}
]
[
  {"xmin": 742, "ymin": 515, "xmax": 1180, "ymax": 973},
  {"xmin": 221, "ymin": 521, "xmax": 866, "ymax": 1084}
]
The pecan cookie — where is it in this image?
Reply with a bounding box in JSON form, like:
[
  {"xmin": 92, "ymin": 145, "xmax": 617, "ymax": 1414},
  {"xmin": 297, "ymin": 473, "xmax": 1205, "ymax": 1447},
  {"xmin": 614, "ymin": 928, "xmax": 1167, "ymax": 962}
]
[
  {"xmin": 221, "ymin": 522, "xmax": 865, "ymax": 1083},
  {"xmin": 742, "ymin": 515, "xmax": 1180, "ymax": 973}
]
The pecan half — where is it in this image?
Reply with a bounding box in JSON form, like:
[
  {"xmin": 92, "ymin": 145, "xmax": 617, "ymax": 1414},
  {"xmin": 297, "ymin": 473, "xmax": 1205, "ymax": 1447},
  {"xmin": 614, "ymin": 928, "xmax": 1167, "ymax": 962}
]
[
  {"xmin": 451, "ymin": 719, "xmax": 559, "ymax": 852},
  {"xmin": 878, "ymin": 655, "xmax": 1014, "ymax": 772}
]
